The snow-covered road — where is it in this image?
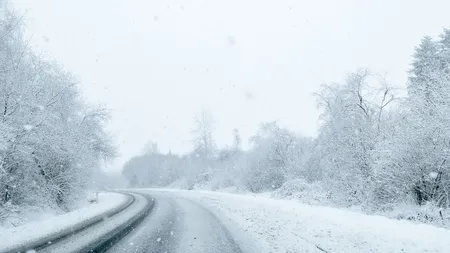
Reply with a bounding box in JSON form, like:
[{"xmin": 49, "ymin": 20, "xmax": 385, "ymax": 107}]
[
  {"xmin": 109, "ymin": 191, "xmax": 258, "ymax": 253},
  {"xmin": 39, "ymin": 192, "xmax": 151, "ymax": 253}
]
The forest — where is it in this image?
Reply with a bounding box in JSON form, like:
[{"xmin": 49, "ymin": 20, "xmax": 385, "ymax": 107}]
[{"xmin": 123, "ymin": 29, "xmax": 450, "ymax": 226}]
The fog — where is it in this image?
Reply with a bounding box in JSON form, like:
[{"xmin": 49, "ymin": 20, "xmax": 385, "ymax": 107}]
[{"xmin": 13, "ymin": 0, "xmax": 450, "ymax": 171}]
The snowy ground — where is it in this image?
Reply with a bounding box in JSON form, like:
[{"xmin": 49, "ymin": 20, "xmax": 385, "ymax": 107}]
[
  {"xmin": 3, "ymin": 189, "xmax": 448, "ymax": 253},
  {"xmin": 0, "ymin": 192, "xmax": 128, "ymax": 252},
  {"xmin": 151, "ymin": 189, "xmax": 450, "ymax": 253}
]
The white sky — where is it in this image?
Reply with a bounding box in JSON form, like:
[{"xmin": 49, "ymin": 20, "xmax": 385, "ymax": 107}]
[{"xmin": 11, "ymin": 0, "xmax": 450, "ymax": 172}]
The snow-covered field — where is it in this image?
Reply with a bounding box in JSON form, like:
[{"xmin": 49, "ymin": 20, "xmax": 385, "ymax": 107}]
[
  {"xmin": 0, "ymin": 192, "xmax": 128, "ymax": 252},
  {"xmin": 155, "ymin": 189, "xmax": 450, "ymax": 253}
]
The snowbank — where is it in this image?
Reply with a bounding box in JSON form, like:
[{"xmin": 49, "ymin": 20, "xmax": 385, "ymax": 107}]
[
  {"xmin": 380, "ymin": 202, "xmax": 450, "ymax": 229},
  {"xmin": 156, "ymin": 189, "xmax": 450, "ymax": 253},
  {"xmin": 0, "ymin": 192, "xmax": 128, "ymax": 252}
]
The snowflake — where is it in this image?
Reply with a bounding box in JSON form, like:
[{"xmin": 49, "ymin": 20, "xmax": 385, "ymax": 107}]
[
  {"xmin": 429, "ymin": 172, "xmax": 439, "ymax": 179},
  {"xmin": 23, "ymin": 125, "xmax": 34, "ymax": 131}
]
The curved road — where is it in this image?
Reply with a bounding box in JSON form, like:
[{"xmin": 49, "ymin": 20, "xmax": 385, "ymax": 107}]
[{"xmin": 108, "ymin": 191, "xmax": 251, "ymax": 253}]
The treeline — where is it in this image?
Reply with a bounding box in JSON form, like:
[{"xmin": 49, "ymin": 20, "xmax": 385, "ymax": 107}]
[
  {"xmin": 0, "ymin": 8, "xmax": 115, "ymax": 223},
  {"xmin": 123, "ymin": 29, "xmax": 450, "ymax": 219},
  {"xmin": 123, "ymin": 121, "xmax": 313, "ymax": 193}
]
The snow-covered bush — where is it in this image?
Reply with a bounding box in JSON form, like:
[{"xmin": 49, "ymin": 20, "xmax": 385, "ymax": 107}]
[
  {"xmin": 271, "ymin": 179, "xmax": 331, "ymax": 205},
  {"xmin": 381, "ymin": 202, "xmax": 450, "ymax": 229},
  {"xmin": 167, "ymin": 178, "xmax": 192, "ymax": 190},
  {"xmin": 87, "ymin": 192, "xmax": 99, "ymax": 204}
]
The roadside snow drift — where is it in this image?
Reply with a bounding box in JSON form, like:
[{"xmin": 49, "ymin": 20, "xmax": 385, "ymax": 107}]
[
  {"xmin": 154, "ymin": 189, "xmax": 450, "ymax": 253},
  {"xmin": 0, "ymin": 192, "xmax": 128, "ymax": 252}
]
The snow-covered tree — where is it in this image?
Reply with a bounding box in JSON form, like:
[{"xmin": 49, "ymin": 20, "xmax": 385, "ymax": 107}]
[
  {"xmin": 232, "ymin": 128, "xmax": 241, "ymax": 150},
  {"xmin": 372, "ymin": 31, "xmax": 450, "ymax": 209},
  {"xmin": 191, "ymin": 109, "xmax": 216, "ymax": 158},
  {"xmin": 310, "ymin": 69, "xmax": 396, "ymax": 206},
  {"xmin": 0, "ymin": 8, "xmax": 115, "ymax": 222},
  {"xmin": 244, "ymin": 122, "xmax": 311, "ymax": 192}
]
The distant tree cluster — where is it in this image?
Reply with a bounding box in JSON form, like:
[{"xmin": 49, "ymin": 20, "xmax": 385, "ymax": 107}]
[
  {"xmin": 123, "ymin": 110, "xmax": 312, "ymax": 193},
  {"xmin": 123, "ymin": 29, "xmax": 450, "ymax": 223},
  {"xmin": 0, "ymin": 8, "xmax": 115, "ymax": 223}
]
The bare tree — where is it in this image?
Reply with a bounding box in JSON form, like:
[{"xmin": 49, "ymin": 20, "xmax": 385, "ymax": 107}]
[
  {"xmin": 191, "ymin": 109, "xmax": 216, "ymax": 158},
  {"xmin": 232, "ymin": 128, "xmax": 241, "ymax": 150}
]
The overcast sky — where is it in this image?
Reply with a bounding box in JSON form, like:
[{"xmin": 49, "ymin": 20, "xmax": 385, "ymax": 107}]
[{"xmin": 12, "ymin": 0, "xmax": 450, "ymax": 172}]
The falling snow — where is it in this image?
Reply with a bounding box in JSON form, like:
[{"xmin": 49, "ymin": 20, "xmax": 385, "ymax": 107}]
[
  {"xmin": 429, "ymin": 172, "xmax": 439, "ymax": 179},
  {"xmin": 23, "ymin": 125, "xmax": 34, "ymax": 131}
]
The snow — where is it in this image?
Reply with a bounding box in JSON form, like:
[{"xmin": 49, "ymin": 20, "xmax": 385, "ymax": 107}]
[
  {"xmin": 0, "ymin": 192, "xmax": 128, "ymax": 252},
  {"xmin": 155, "ymin": 189, "xmax": 450, "ymax": 253},
  {"xmin": 23, "ymin": 125, "xmax": 34, "ymax": 131},
  {"xmin": 429, "ymin": 171, "xmax": 439, "ymax": 179},
  {"xmin": 35, "ymin": 193, "xmax": 150, "ymax": 252}
]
